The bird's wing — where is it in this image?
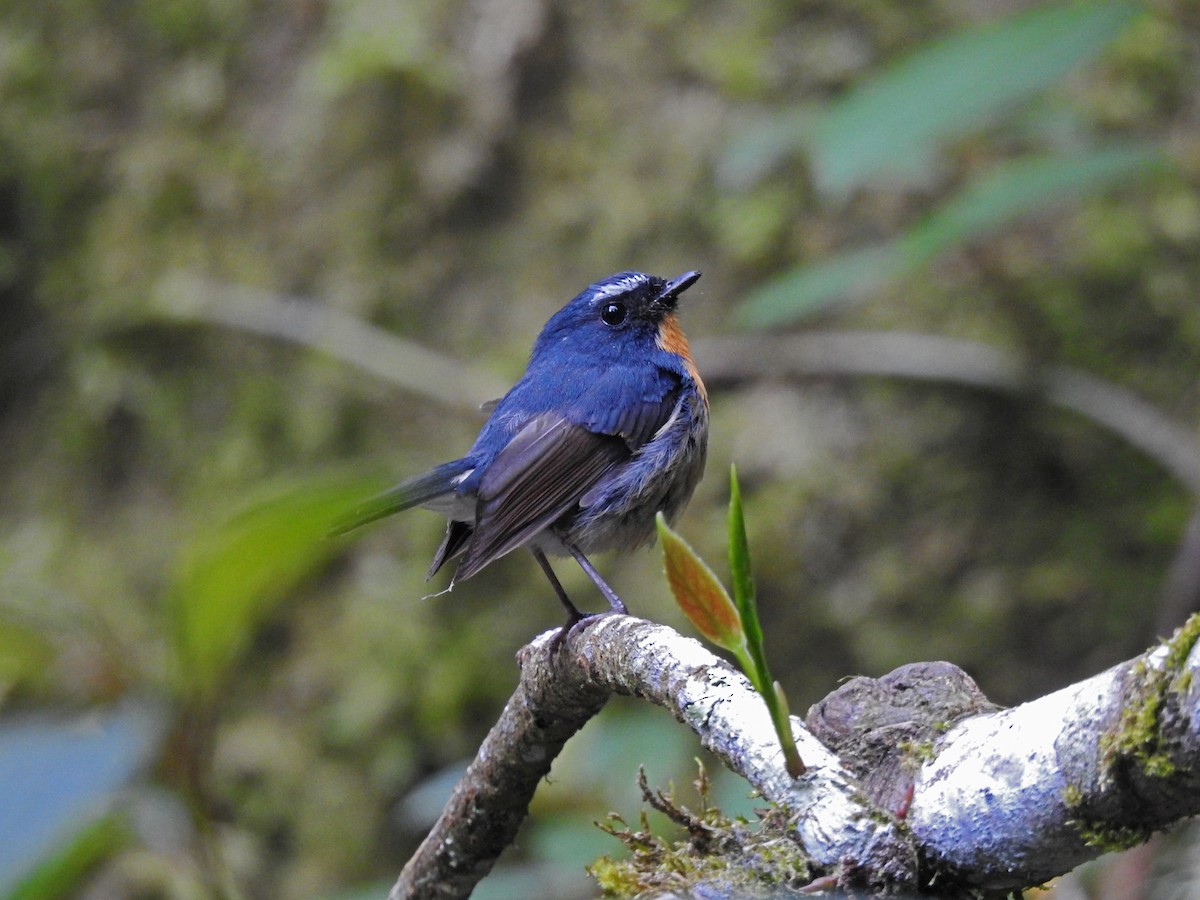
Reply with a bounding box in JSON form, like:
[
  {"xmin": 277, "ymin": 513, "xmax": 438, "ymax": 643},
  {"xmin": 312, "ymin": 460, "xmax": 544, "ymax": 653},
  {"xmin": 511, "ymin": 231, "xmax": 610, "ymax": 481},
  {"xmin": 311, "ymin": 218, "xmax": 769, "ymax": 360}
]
[
  {"xmin": 330, "ymin": 458, "xmax": 475, "ymax": 535},
  {"xmin": 453, "ymin": 413, "xmax": 630, "ymax": 581},
  {"xmin": 581, "ymin": 376, "xmax": 683, "ymax": 452}
]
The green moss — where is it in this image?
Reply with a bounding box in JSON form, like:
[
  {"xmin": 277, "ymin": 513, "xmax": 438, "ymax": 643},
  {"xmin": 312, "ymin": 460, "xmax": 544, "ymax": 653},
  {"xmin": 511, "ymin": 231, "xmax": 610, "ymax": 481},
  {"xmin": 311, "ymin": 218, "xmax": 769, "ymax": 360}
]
[
  {"xmin": 589, "ymin": 810, "xmax": 814, "ymax": 898},
  {"xmin": 1071, "ymin": 820, "xmax": 1152, "ymax": 854},
  {"xmin": 899, "ymin": 739, "xmax": 937, "ymax": 764},
  {"xmin": 1061, "ymin": 784, "xmax": 1084, "ymax": 808},
  {"xmin": 1163, "ymin": 614, "xmax": 1200, "ymax": 672},
  {"xmin": 1099, "ymin": 613, "xmax": 1200, "ymax": 780},
  {"xmin": 588, "ymin": 765, "xmax": 813, "ymax": 898}
]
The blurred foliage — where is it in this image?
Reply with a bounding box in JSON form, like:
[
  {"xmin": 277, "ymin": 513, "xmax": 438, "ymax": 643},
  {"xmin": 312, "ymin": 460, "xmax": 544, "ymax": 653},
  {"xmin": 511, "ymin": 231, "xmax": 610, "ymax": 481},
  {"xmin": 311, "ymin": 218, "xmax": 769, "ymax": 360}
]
[
  {"xmin": 1, "ymin": 0, "xmax": 1199, "ymax": 897},
  {"xmin": 0, "ymin": 707, "xmax": 157, "ymax": 896},
  {"xmin": 730, "ymin": 1, "xmax": 1161, "ymax": 323},
  {"xmin": 722, "ymin": 0, "xmax": 1142, "ymax": 194},
  {"xmin": 168, "ymin": 475, "xmax": 371, "ymax": 705},
  {"xmin": 738, "ymin": 144, "xmax": 1166, "ymax": 324}
]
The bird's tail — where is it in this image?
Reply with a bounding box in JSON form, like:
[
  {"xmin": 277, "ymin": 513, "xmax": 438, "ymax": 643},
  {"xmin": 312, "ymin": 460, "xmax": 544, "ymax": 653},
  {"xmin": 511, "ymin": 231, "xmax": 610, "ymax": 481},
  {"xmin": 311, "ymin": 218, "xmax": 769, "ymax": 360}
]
[{"xmin": 331, "ymin": 459, "xmax": 474, "ymax": 535}]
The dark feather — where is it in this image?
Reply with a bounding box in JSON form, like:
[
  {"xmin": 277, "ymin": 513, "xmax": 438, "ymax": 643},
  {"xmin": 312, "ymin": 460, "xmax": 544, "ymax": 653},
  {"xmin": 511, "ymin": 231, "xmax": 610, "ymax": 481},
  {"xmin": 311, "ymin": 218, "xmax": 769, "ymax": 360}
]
[
  {"xmin": 428, "ymin": 519, "xmax": 473, "ymax": 579},
  {"xmin": 454, "ymin": 415, "xmax": 629, "ymax": 581}
]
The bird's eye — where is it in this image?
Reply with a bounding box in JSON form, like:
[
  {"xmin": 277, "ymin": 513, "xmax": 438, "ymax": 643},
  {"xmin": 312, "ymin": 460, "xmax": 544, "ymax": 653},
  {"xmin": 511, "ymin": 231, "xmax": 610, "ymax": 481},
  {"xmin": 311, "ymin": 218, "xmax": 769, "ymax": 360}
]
[{"xmin": 601, "ymin": 301, "xmax": 628, "ymax": 326}]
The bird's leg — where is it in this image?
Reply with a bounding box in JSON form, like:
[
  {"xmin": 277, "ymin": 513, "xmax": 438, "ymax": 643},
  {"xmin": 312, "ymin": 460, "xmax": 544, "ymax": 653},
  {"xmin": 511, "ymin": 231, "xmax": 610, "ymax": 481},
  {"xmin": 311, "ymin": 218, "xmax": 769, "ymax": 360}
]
[
  {"xmin": 565, "ymin": 543, "xmax": 629, "ymax": 615},
  {"xmin": 531, "ymin": 547, "xmax": 586, "ymax": 625}
]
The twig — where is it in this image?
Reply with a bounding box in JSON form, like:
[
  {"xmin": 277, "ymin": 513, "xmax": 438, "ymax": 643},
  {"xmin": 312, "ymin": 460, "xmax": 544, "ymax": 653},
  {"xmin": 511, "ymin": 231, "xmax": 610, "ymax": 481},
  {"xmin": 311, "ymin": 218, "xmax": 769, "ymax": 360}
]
[
  {"xmin": 146, "ymin": 282, "xmax": 1200, "ymax": 497},
  {"xmin": 695, "ymin": 331, "xmax": 1200, "ymax": 494},
  {"xmin": 151, "ymin": 272, "xmax": 508, "ymax": 414}
]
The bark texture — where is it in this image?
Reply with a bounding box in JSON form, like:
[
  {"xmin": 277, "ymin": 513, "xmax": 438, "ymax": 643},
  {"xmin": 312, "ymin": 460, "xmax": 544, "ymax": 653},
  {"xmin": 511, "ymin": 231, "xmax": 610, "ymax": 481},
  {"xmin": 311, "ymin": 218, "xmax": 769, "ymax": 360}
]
[{"xmin": 393, "ymin": 613, "xmax": 1200, "ymax": 898}]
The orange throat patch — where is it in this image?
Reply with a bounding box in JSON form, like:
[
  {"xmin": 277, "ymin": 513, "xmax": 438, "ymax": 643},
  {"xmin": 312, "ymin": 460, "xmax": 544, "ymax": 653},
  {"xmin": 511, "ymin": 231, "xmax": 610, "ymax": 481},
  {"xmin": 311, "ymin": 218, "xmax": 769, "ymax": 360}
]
[{"xmin": 657, "ymin": 312, "xmax": 708, "ymax": 404}]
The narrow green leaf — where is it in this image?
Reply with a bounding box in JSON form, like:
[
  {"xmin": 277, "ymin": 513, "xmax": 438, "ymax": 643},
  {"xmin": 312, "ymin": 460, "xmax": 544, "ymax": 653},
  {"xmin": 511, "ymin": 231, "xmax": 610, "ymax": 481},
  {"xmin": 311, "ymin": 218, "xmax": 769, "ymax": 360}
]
[
  {"xmin": 738, "ymin": 145, "xmax": 1164, "ymax": 328},
  {"xmin": 811, "ymin": 1, "xmax": 1141, "ymax": 194},
  {"xmin": 728, "ymin": 467, "xmax": 769, "ymax": 689},
  {"xmin": 904, "ymin": 145, "xmax": 1165, "ymax": 262},
  {"xmin": 9, "ymin": 815, "xmax": 130, "ymax": 900},
  {"xmin": 727, "ymin": 468, "xmax": 805, "ymax": 776},
  {"xmin": 735, "ymin": 243, "xmax": 906, "ymax": 328},
  {"xmin": 657, "ymin": 513, "xmax": 745, "ymax": 651},
  {"xmin": 728, "ymin": 467, "xmax": 763, "ymax": 658}
]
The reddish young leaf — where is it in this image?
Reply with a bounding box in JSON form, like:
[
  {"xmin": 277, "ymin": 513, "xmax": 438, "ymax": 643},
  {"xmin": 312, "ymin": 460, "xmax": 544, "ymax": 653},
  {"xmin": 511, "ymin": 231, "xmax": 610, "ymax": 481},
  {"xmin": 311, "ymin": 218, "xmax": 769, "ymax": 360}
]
[{"xmin": 657, "ymin": 513, "xmax": 745, "ymax": 650}]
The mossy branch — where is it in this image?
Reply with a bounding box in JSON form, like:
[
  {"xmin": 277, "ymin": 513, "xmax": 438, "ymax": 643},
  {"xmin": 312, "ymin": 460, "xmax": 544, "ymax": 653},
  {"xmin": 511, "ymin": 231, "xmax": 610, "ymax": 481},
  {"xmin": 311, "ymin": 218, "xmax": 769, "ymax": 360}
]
[{"xmin": 393, "ymin": 613, "xmax": 1200, "ymax": 899}]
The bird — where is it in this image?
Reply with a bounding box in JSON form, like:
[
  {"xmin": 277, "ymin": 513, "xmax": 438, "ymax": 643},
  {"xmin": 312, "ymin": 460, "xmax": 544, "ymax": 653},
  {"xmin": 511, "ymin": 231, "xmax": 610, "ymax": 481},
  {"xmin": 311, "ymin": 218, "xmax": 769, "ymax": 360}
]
[{"xmin": 335, "ymin": 270, "xmax": 708, "ymax": 627}]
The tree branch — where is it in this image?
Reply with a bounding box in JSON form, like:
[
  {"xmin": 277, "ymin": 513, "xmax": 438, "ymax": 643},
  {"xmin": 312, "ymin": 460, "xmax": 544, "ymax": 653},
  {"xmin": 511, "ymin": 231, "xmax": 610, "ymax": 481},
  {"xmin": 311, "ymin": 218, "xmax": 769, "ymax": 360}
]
[
  {"xmin": 909, "ymin": 614, "xmax": 1200, "ymax": 890},
  {"xmin": 391, "ymin": 616, "xmax": 913, "ymax": 898},
  {"xmin": 695, "ymin": 331, "xmax": 1200, "ymax": 494},
  {"xmin": 390, "ymin": 630, "xmax": 610, "ymax": 900},
  {"xmin": 152, "ymin": 272, "xmax": 508, "ymax": 414},
  {"xmin": 143, "ymin": 284, "xmax": 1200, "ymax": 498},
  {"xmin": 393, "ymin": 613, "xmax": 1200, "ymax": 898}
]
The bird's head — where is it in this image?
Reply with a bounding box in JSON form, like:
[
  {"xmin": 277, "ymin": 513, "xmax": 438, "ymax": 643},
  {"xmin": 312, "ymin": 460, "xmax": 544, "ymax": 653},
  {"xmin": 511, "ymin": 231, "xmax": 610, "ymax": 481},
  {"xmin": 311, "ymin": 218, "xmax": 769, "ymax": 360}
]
[{"xmin": 534, "ymin": 270, "xmax": 702, "ymax": 363}]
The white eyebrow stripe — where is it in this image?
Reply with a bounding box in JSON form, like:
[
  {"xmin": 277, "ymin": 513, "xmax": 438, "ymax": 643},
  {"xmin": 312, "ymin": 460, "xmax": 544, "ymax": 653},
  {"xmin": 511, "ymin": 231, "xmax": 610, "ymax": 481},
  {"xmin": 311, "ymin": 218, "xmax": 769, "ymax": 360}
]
[{"xmin": 591, "ymin": 274, "xmax": 648, "ymax": 301}]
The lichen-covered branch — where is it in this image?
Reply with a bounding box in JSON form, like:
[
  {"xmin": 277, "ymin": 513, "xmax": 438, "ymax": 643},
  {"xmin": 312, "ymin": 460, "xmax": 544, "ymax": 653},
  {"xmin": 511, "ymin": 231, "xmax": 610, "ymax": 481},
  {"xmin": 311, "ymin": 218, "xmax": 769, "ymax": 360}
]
[
  {"xmin": 391, "ymin": 616, "xmax": 913, "ymax": 898},
  {"xmin": 909, "ymin": 614, "xmax": 1200, "ymax": 891},
  {"xmin": 393, "ymin": 613, "xmax": 1200, "ymax": 898}
]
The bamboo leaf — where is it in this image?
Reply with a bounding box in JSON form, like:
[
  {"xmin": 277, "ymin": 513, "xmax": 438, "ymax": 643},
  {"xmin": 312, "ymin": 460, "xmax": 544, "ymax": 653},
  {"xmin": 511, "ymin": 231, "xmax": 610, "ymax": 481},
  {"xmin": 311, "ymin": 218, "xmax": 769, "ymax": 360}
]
[
  {"xmin": 734, "ymin": 243, "xmax": 905, "ymax": 329},
  {"xmin": 737, "ymin": 145, "xmax": 1164, "ymax": 328},
  {"xmin": 810, "ymin": 1, "xmax": 1141, "ymax": 194},
  {"xmin": 903, "ymin": 144, "xmax": 1165, "ymax": 262},
  {"xmin": 719, "ymin": 2, "xmax": 1140, "ymax": 195}
]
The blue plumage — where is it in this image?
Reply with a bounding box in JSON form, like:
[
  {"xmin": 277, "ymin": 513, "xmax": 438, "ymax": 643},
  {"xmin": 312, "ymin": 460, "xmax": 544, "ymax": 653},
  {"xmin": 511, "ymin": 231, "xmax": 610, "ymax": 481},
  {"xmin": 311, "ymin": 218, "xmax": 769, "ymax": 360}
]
[{"xmin": 338, "ymin": 270, "xmax": 708, "ymax": 625}]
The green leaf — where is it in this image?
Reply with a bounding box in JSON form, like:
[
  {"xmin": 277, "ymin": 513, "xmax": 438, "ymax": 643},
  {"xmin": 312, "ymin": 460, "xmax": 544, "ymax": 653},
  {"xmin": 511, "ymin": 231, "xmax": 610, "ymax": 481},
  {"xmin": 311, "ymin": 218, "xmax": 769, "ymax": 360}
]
[
  {"xmin": 9, "ymin": 815, "xmax": 129, "ymax": 900},
  {"xmin": 168, "ymin": 474, "xmax": 374, "ymax": 704},
  {"xmin": 728, "ymin": 467, "xmax": 765, "ymax": 671},
  {"xmin": 657, "ymin": 513, "xmax": 745, "ymax": 652},
  {"xmin": 738, "ymin": 145, "xmax": 1164, "ymax": 328},
  {"xmin": 810, "ymin": 1, "xmax": 1141, "ymax": 195},
  {"xmin": 727, "ymin": 470, "xmax": 805, "ymax": 776},
  {"xmin": 903, "ymin": 144, "xmax": 1166, "ymax": 262},
  {"xmin": 659, "ymin": 483, "xmax": 806, "ymax": 777},
  {"xmin": 734, "ymin": 242, "xmax": 906, "ymax": 328},
  {"xmin": 0, "ymin": 705, "xmax": 161, "ymax": 896}
]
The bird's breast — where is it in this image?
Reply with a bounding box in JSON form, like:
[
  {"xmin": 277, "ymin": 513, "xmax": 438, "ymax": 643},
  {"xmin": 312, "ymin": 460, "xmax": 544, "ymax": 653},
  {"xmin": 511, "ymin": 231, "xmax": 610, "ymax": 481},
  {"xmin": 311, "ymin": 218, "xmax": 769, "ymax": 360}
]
[{"xmin": 656, "ymin": 313, "xmax": 707, "ymax": 404}]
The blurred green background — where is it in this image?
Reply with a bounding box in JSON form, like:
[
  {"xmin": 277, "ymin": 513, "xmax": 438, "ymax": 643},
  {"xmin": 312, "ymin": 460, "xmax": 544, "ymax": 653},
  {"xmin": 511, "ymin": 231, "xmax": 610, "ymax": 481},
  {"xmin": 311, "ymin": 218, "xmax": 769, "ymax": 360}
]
[{"xmin": 2, "ymin": 0, "xmax": 1199, "ymax": 897}]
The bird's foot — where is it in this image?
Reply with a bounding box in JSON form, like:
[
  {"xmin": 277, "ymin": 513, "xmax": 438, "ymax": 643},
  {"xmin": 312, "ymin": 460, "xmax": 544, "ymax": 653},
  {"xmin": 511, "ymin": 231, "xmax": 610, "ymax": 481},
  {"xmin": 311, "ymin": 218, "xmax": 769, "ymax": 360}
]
[{"xmin": 549, "ymin": 608, "xmax": 621, "ymax": 657}]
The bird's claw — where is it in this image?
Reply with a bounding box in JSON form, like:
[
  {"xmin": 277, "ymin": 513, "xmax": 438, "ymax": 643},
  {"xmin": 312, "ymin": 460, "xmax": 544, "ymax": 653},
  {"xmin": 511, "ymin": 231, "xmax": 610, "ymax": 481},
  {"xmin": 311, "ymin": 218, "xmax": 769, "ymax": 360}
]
[{"xmin": 549, "ymin": 609, "xmax": 622, "ymax": 657}]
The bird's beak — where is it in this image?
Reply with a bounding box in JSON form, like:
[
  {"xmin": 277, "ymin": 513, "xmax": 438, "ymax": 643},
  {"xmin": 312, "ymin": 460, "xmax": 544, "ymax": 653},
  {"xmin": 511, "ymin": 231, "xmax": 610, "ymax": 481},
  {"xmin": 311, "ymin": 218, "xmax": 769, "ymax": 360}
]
[{"xmin": 654, "ymin": 270, "xmax": 702, "ymax": 311}]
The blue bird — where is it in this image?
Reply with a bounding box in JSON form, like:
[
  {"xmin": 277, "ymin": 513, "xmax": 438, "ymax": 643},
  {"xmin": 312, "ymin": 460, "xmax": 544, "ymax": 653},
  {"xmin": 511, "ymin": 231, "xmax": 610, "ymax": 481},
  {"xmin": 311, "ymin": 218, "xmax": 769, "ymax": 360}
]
[{"xmin": 337, "ymin": 270, "xmax": 708, "ymax": 626}]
